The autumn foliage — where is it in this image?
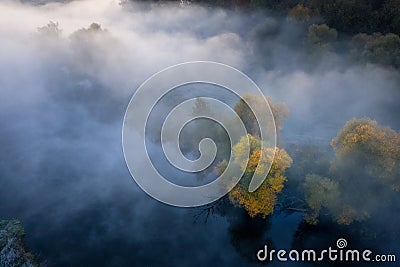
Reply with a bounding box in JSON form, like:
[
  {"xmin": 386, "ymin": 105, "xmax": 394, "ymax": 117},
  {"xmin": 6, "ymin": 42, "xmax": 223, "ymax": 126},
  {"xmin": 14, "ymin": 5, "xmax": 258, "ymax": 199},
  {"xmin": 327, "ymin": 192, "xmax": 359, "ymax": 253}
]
[
  {"xmin": 224, "ymin": 134, "xmax": 292, "ymax": 218},
  {"xmin": 303, "ymin": 118, "xmax": 400, "ymax": 225}
]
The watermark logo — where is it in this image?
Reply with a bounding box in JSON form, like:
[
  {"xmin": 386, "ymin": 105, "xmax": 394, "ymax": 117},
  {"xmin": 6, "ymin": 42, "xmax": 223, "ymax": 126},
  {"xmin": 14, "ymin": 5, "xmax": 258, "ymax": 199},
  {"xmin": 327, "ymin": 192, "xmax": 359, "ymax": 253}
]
[
  {"xmin": 257, "ymin": 238, "xmax": 396, "ymax": 263},
  {"xmin": 122, "ymin": 61, "xmax": 276, "ymax": 207},
  {"xmin": 336, "ymin": 238, "xmax": 347, "ymax": 249}
]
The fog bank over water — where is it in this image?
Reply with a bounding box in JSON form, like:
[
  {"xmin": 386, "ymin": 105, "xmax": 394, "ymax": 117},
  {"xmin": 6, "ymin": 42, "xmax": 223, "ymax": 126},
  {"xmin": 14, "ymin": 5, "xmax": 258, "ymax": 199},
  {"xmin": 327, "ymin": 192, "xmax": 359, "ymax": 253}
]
[{"xmin": 0, "ymin": 0, "xmax": 399, "ymax": 266}]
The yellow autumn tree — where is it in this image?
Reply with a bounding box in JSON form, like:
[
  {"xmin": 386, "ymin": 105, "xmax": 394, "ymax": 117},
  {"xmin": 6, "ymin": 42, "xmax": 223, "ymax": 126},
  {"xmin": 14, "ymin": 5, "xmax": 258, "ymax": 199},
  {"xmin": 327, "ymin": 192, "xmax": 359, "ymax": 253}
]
[
  {"xmin": 331, "ymin": 117, "xmax": 400, "ymax": 191},
  {"xmin": 221, "ymin": 134, "xmax": 292, "ymax": 218},
  {"xmin": 303, "ymin": 118, "xmax": 400, "ymax": 225}
]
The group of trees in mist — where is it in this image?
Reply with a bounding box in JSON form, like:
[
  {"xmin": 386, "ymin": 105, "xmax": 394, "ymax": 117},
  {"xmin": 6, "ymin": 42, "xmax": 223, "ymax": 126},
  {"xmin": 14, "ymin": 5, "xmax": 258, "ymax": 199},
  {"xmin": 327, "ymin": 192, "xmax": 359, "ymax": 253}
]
[
  {"xmin": 194, "ymin": 95, "xmax": 400, "ymax": 229},
  {"xmin": 129, "ymin": 0, "xmax": 400, "ymax": 70},
  {"xmin": 199, "ymin": 95, "xmax": 291, "ymax": 218},
  {"xmin": 34, "ymin": 0, "xmax": 399, "ymax": 233},
  {"xmin": 287, "ymin": 2, "xmax": 400, "ymax": 69},
  {"xmin": 131, "ymin": 0, "xmax": 400, "ymax": 36},
  {"xmin": 162, "ymin": 0, "xmax": 400, "ymax": 35},
  {"xmin": 351, "ymin": 33, "xmax": 400, "ymax": 69},
  {"xmin": 302, "ymin": 118, "xmax": 400, "ymax": 225},
  {"xmin": 191, "ymin": 95, "xmax": 399, "ymax": 262},
  {"xmin": 38, "ymin": 1, "xmax": 400, "ymax": 71},
  {"xmin": 223, "ymin": 96, "xmax": 291, "ymax": 218}
]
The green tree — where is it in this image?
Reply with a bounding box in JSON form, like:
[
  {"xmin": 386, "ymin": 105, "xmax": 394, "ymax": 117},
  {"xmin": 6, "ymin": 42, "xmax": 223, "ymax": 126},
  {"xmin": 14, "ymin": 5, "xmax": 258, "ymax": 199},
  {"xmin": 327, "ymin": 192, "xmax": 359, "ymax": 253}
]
[
  {"xmin": 351, "ymin": 32, "xmax": 400, "ymax": 69},
  {"xmin": 363, "ymin": 33, "xmax": 400, "ymax": 68},
  {"xmin": 233, "ymin": 94, "xmax": 288, "ymax": 138},
  {"xmin": 303, "ymin": 174, "xmax": 339, "ymax": 224},
  {"xmin": 307, "ymin": 24, "xmax": 337, "ymax": 46}
]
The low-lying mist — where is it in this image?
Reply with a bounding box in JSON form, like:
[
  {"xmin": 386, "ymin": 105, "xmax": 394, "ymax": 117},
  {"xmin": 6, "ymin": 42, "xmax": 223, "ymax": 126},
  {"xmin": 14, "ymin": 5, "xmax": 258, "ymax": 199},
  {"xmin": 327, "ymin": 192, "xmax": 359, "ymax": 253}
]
[{"xmin": 0, "ymin": 0, "xmax": 399, "ymax": 266}]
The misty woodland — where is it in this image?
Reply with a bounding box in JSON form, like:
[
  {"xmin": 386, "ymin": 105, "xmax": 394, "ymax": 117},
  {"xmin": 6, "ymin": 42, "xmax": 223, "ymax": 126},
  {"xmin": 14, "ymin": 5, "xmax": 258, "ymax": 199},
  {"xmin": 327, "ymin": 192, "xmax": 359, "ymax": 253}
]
[{"xmin": 0, "ymin": 0, "xmax": 399, "ymax": 266}]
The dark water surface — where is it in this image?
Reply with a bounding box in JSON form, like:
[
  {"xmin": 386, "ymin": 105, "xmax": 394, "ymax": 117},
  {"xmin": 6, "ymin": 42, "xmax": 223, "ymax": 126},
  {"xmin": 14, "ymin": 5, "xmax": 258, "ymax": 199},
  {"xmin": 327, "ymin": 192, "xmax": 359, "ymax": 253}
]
[{"xmin": 0, "ymin": 91, "xmax": 398, "ymax": 266}]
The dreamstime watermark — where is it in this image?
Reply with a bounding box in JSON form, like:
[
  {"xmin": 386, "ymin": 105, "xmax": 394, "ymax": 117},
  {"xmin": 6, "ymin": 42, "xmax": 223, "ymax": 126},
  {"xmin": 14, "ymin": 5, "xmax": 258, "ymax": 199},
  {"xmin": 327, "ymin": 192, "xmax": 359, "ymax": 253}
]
[
  {"xmin": 122, "ymin": 61, "xmax": 276, "ymax": 207},
  {"xmin": 257, "ymin": 238, "xmax": 397, "ymax": 263}
]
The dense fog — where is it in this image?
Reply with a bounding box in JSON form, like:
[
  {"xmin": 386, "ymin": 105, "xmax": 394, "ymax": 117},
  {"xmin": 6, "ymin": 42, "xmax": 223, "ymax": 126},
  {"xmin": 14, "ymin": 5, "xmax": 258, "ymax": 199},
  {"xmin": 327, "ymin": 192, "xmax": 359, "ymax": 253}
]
[{"xmin": 0, "ymin": 0, "xmax": 399, "ymax": 266}]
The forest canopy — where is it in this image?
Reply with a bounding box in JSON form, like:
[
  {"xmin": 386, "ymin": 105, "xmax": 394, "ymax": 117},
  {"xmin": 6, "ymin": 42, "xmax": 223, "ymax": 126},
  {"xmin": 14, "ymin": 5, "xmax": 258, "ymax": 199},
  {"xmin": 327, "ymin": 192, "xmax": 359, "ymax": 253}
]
[{"xmin": 130, "ymin": 0, "xmax": 400, "ymax": 69}]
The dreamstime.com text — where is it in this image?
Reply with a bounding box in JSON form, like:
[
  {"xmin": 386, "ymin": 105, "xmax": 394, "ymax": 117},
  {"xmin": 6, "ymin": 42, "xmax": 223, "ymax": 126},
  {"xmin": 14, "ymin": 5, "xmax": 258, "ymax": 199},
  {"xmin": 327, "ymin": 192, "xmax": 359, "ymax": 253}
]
[{"xmin": 257, "ymin": 238, "xmax": 396, "ymax": 263}]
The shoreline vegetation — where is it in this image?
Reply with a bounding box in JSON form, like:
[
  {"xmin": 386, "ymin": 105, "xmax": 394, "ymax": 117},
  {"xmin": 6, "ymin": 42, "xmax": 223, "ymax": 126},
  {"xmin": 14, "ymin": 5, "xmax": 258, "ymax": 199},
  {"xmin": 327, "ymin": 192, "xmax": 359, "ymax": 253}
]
[{"xmin": 0, "ymin": 220, "xmax": 39, "ymax": 267}]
